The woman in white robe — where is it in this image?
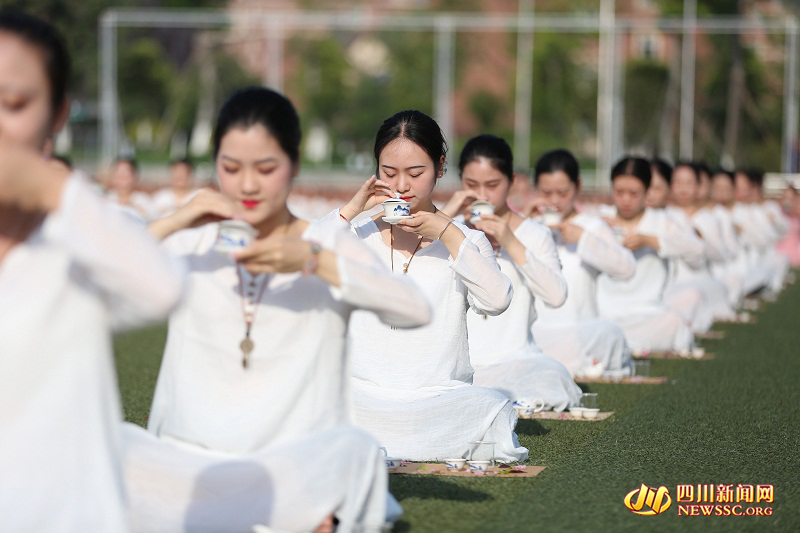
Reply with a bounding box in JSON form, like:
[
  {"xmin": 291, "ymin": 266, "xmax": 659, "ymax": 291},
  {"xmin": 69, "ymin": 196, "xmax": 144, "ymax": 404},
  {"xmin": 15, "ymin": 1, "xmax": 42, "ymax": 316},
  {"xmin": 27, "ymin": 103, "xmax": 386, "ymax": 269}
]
[
  {"xmin": 664, "ymin": 162, "xmax": 736, "ymax": 327},
  {"xmin": 106, "ymin": 158, "xmax": 157, "ymax": 222},
  {"xmin": 0, "ymin": 12, "xmax": 184, "ymax": 532},
  {"xmin": 711, "ymin": 170, "xmax": 758, "ymax": 299},
  {"xmin": 597, "ymin": 157, "xmax": 701, "ymax": 354},
  {"xmin": 732, "ymin": 170, "xmax": 789, "ymax": 295},
  {"xmin": 440, "ymin": 136, "xmax": 581, "ymax": 411},
  {"xmin": 526, "ymin": 149, "xmax": 635, "ymax": 378},
  {"xmin": 126, "ymin": 88, "xmax": 431, "ymax": 533},
  {"xmin": 337, "ymin": 112, "xmax": 527, "ymax": 462},
  {"xmin": 152, "ymin": 158, "xmax": 198, "ymax": 217}
]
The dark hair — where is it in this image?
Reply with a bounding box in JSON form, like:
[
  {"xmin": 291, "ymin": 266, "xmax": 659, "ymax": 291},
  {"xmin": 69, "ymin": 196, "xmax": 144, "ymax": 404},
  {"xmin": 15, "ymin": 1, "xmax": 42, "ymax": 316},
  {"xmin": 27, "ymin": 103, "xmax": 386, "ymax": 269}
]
[
  {"xmin": 746, "ymin": 167, "xmax": 765, "ymax": 187},
  {"xmin": 611, "ymin": 156, "xmax": 651, "ymax": 189},
  {"xmin": 712, "ymin": 168, "xmax": 735, "ymax": 183},
  {"xmin": 213, "ymin": 87, "xmax": 301, "ymax": 162},
  {"xmin": 0, "ymin": 9, "xmax": 70, "ymax": 113},
  {"xmin": 114, "ymin": 157, "xmax": 138, "ymax": 174},
  {"xmin": 374, "ymin": 110, "xmax": 447, "ymax": 175},
  {"xmin": 673, "ymin": 160, "xmax": 700, "ymax": 183},
  {"xmin": 651, "ymin": 157, "xmax": 673, "ymax": 185},
  {"xmin": 533, "ymin": 149, "xmax": 580, "ymax": 186},
  {"xmin": 694, "ymin": 160, "xmax": 711, "ymax": 179},
  {"xmin": 458, "ymin": 134, "xmax": 513, "ymax": 181},
  {"xmin": 170, "ymin": 157, "xmax": 194, "ymax": 170}
]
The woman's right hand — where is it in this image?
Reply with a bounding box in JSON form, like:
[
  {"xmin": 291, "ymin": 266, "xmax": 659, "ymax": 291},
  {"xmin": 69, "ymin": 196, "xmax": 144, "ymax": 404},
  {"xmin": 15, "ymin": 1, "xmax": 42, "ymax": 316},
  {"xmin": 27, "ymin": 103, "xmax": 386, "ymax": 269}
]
[
  {"xmin": 522, "ymin": 196, "xmax": 552, "ymax": 218},
  {"xmin": 340, "ymin": 176, "xmax": 394, "ymax": 221},
  {"xmin": 440, "ymin": 189, "xmax": 480, "ymax": 218},
  {"xmin": 149, "ymin": 189, "xmax": 237, "ymax": 240}
]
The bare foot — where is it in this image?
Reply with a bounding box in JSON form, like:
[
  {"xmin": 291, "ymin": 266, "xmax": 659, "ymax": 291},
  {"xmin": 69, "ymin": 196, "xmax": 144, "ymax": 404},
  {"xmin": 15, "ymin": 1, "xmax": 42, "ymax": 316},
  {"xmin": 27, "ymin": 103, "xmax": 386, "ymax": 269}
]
[{"xmin": 313, "ymin": 513, "xmax": 335, "ymax": 533}]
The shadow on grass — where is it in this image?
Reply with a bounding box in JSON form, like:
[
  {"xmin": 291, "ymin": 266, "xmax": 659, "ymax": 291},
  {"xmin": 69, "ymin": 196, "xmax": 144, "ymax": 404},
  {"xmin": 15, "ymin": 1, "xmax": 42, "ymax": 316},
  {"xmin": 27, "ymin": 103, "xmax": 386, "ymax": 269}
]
[
  {"xmin": 515, "ymin": 419, "xmax": 549, "ymax": 437},
  {"xmin": 389, "ymin": 476, "xmax": 491, "ymax": 503}
]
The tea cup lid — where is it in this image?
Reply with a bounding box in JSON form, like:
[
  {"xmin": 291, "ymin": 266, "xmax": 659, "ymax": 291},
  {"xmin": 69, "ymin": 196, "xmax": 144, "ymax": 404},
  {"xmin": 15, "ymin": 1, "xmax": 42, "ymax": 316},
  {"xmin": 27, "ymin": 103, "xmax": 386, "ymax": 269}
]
[{"xmin": 219, "ymin": 219, "xmax": 257, "ymax": 232}]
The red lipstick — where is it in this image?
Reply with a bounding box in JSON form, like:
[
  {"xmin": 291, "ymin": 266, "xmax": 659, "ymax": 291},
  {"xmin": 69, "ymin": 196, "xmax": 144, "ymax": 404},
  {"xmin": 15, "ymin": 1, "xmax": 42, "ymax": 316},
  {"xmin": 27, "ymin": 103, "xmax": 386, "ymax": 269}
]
[{"xmin": 242, "ymin": 199, "xmax": 260, "ymax": 209}]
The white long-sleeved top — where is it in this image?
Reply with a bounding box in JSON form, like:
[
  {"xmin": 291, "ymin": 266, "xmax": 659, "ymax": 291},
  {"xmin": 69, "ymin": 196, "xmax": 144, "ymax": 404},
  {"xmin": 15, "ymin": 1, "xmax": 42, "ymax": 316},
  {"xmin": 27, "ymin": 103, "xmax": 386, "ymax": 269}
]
[
  {"xmin": 536, "ymin": 213, "xmax": 635, "ymax": 323},
  {"xmin": 598, "ymin": 207, "xmax": 704, "ymax": 317},
  {"xmin": 0, "ymin": 175, "xmax": 184, "ymax": 533},
  {"xmin": 346, "ymin": 214, "xmax": 513, "ymax": 398},
  {"xmin": 147, "ymin": 218, "xmax": 432, "ymax": 454},
  {"xmin": 342, "ymin": 213, "xmax": 525, "ymax": 462},
  {"xmin": 468, "ymin": 218, "xmax": 565, "ymax": 364}
]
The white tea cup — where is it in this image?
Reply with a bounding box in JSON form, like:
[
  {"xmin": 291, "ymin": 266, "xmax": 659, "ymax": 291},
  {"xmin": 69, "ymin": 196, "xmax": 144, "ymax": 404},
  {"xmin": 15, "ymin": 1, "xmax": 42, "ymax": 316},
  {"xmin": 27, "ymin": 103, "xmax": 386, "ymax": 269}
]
[
  {"xmin": 382, "ymin": 198, "xmax": 411, "ymax": 219},
  {"xmin": 541, "ymin": 208, "xmax": 563, "ymax": 227},
  {"xmin": 469, "ymin": 200, "xmax": 494, "ymax": 223},
  {"xmin": 467, "ymin": 460, "xmax": 491, "ymax": 471},
  {"xmin": 214, "ymin": 220, "xmax": 257, "ymax": 253},
  {"xmin": 583, "ymin": 408, "xmax": 600, "ymax": 419},
  {"xmin": 513, "ymin": 398, "xmax": 546, "ymax": 416},
  {"xmin": 445, "ymin": 458, "xmax": 467, "ymax": 470}
]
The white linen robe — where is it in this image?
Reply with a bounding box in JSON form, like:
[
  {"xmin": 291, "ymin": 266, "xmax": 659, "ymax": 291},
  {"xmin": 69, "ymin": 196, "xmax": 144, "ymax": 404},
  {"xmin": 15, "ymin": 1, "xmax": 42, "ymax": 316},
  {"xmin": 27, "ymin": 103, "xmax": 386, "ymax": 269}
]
[
  {"xmin": 663, "ymin": 206, "xmax": 736, "ymax": 330},
  {"xmin": 532, "ymin": 213, "xmax": 635, "ymax": 377},
  {"xmin": 126, "ymin": 219, "xmax": 431, "ymax": 533},
  {"xmin": 344, "ymin": 213, "xmax": 528, "ymax": 462},
  {"xmin": 466, "ymin": 218, "xmax": 581, "ymax": 411},
  {"xmin": 597, "ymin": 208, "xmax": 700, "ymax": 353},
  {"xmin": 0, "ymin": 176, "xmax": 184, "ymax": 533}
]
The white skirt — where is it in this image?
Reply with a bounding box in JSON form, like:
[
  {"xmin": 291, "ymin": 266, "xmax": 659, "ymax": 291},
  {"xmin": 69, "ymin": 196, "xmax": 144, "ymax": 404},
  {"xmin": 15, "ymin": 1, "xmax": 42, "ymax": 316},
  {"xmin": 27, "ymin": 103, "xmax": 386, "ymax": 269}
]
[
  {"xmin": 472, "ymin": 350, "xmax": 583, "ymax": 411},
  {"xmin": 533, "ymin": 319, "xmax": 633, "ymax": 379},
  {"xmin": 352, "ymin": 384, "xmax": 528, "ymax": 463},
  {"xmin": 122, "ymin": 423, "xmax": 392, "ymax": 533}
]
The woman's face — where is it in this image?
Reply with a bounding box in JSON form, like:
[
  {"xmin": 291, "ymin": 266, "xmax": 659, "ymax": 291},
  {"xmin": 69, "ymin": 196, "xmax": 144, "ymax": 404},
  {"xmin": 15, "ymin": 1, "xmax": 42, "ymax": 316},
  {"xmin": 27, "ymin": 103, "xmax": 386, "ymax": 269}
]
[
  {"xmin": 378, "ymin": 137, "xmax": 440, "ymax": 211},
  {"xmin": 645, "ymin": 171, "xmax": 670, "ymax": 209},
  {"xmin": 110, "ymin": 161, "xmax": 137, "ymax": 194},
  {"xmin": 671, "ymin": 165, "xmax": 698, "ymax": 207},
  {"xmin": 711, "ymin": 174, "xmax": 734, "ymax": 204},
  {"xmin": 535, "ymin": 170, "xmax": 578, "ymax": 214},
  {"xmin": 0, "ymin": 31, "xmax": 62, "ymax": 151},
  {"xmin": 612, "ymin": 175, "xmax": 647, "ymax": 220},
  {"xmin": 216, "ymin": 125, "xmax": 297, "ymax": 227},
  {"xmin": 461, "ymin": 157, "xmax": 511, "ymax": 212},
  {"xmin": 734, "ymin": 172, "xmax": 753, "ymax": 202}
]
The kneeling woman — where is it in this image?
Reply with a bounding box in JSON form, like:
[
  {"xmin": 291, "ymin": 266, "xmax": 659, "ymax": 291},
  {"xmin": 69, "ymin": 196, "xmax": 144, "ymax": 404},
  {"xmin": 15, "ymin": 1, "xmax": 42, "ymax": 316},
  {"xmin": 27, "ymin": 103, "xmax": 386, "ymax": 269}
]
[
  {"xmin": 441, "ymin": 135, "xmax": 582, "ymax": 409},
  {"xmin": 125, "ymin": 88, "xmax": 432, "ymax": 533},
  {"xmin": 528, "ymin": 149, "xmax": 635, "ymax": 378},
  {"xmin": 335, "ymin": 112, "xmax": 528, "ymax": 462},
  {"xmin": 597, "ymin": 157, "xmax": 702, "ymax": 354}
]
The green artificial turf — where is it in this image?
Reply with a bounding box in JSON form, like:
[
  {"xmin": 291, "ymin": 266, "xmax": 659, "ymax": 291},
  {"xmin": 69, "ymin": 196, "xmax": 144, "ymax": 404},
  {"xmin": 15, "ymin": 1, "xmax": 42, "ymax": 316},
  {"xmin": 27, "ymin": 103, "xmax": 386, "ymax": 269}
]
[{"xmin": 114, "ymin": 282, "xmax": 800, "ymax": 532}]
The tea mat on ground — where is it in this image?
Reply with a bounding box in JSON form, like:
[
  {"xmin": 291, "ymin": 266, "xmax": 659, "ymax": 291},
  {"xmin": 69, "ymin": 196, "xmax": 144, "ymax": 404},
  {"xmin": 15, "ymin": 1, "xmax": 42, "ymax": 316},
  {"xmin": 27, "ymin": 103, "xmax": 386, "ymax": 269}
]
[
  {"xmin": 632, "ymin": 351, "xmax": 716, "ymax": 360},
  {"xmin": 576, "ymin": 376, "xmax": 668, "ymax": 385},
  {"xmin": 388, "ymin": 462, "xmax": 546, "ymax": 478},
  {"xmin": 518, "ymin": 411, "xmax": 614, "ymax": 421}
]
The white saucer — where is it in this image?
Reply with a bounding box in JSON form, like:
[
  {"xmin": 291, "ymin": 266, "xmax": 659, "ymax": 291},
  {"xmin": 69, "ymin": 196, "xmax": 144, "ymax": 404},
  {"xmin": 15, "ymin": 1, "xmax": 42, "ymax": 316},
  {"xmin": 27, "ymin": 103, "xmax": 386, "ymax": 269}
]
[{"xmin": 382, "ymin": 216, "xmax": 413, "ymax": 225}]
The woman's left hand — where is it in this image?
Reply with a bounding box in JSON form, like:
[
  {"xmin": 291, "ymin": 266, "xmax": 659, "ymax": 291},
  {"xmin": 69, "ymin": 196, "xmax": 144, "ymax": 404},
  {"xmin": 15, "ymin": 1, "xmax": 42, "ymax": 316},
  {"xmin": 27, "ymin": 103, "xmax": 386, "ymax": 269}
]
[
  {"xmin": 396, "ymin": 211, "xmax": 452, "ymax": 240},
  {"xmin": 472, "ymin": 213, "xmax": 514, "ymax": 248},
  {"xmin": 233, "ymin": 236, "xmax": 312, "ymax": 274}
]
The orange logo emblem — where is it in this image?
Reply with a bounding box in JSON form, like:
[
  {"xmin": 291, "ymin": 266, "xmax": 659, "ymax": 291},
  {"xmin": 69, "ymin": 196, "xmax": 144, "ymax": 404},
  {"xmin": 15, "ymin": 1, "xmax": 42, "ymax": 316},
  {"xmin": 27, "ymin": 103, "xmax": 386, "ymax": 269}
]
[{"xmin": 624, "ymin": 484, "xmax": 673, "ymax": 515}]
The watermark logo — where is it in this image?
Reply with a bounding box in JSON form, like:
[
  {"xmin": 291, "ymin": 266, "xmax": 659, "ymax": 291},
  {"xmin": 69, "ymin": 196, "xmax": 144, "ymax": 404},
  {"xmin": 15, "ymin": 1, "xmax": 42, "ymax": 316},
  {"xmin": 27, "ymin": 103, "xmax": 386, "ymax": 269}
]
[
  {"xmin": 624, "ymin": 484, "xmax": 673, "ymax": 515},
  {"xmin": 624, "ymin": 483, "xmax": 774, "ymax": 517}
]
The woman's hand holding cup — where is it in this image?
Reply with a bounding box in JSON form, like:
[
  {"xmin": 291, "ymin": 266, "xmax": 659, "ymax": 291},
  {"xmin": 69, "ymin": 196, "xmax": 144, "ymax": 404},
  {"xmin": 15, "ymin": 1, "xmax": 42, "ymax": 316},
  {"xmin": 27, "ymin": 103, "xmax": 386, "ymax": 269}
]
[
  {"xmin": 340, "ymin": 176, "xmax": 394, "ymax": 221},
  {"xmin": 149, "ymin": 188, "xmax": 238, "ymax": 241},
  {"xmin": 440, "ymin": 189, "xmax": 480, "ymax": 218}
]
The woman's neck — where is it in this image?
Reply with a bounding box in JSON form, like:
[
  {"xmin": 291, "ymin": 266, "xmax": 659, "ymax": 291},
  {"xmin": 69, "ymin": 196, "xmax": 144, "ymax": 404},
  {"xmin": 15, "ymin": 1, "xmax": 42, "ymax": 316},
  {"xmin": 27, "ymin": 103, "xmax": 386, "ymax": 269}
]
[
  {"xmin": 254, "ymin": 206, "xmax": 295, "ymax": 239},
  {"xmin": 617, "ymin": 209, "xmax": 645, "ymax": 228},
  {"xmin": 411, "ymin": 198, "xmax": 436, "ymax": 214}
]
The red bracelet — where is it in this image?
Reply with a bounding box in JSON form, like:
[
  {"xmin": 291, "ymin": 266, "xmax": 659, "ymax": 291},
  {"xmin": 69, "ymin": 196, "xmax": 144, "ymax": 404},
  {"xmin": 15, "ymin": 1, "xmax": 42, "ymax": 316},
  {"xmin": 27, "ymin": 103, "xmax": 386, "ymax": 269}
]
[{"xmin": 339, "ymin": 212, "xmax": 349, "ymax": 222}]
